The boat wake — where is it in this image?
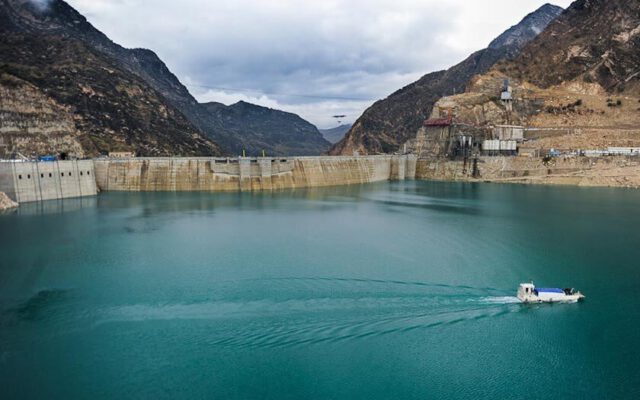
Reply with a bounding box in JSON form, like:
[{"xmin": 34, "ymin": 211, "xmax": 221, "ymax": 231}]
[
  {"xmin": 90, "ymin": 278, "xmax": 523, "ymax": 349},
  {"xmin": 477, "ymin": 296, "xmax": 521, "ymax": 305},
  {"xmin": 1, "ymin": 279, "xmax": 522, "ymax": 349}
]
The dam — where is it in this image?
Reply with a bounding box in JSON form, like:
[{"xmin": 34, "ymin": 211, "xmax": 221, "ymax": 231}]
[
  {"xmin": 3, "ymin": 153, "xmax": 638, "ymax": 205},
  {"xmin": 0, "ymin": 155, "xmax": 417, "ymax": 203},
  {"xmin": 94, "ymin": 155, "xmax": 417, "ymax": 192}
]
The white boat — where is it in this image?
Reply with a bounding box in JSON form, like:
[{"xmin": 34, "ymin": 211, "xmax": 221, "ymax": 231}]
[{"xmin": 517, "ymin": 282, "xmax": 585, "ymax": 304}]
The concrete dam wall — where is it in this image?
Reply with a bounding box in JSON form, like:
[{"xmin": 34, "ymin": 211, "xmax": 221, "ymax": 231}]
[
  {"xmin": 94, "ymin": 155, "xmax": 417, "ymax": 192},
  {"xmin": 0, "ymin": 160, "xmax": 97, "ymax": 203}
]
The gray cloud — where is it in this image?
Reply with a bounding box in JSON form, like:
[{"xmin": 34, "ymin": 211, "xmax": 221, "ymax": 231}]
[{"xmin": 66, "ymin": 0, "xmax": 573, "ymax": 128}]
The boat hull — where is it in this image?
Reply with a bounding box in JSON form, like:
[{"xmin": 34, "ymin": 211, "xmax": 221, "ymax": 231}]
[{"xmin": 517, "ymin": 294, "xmax": 585, "ymax": 304}]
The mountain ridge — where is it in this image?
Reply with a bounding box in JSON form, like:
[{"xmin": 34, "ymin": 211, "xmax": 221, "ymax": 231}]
[
  {"xmin": 200, "ymin": 101, "xmax": 330, "ymax": 156},
  {"xmin": 329, "ymin": 3, "xmax": 564, "ymax": 155},
  {"xmin": 0, "ymin": 0, "xmax": 223, "ymax": 156},
  {"xmin": 0, "ymin": 0, "xmax": 329, "ymax": 157},
  {"xmin": 320, "ymin": 124, "xmax": 352, "ymax": 144}
]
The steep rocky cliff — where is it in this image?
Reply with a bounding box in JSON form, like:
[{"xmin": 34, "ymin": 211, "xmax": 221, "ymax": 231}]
[
  {"xmin": 0, "ymin": 0, "xmax": 223, "ymax": 157},
  {"xmin": 0, "ymin": 0, "xmax": 328, "ymax": 157},
  {"xmin": 201, "ymin": 101, "xmax": 330, "ymax": 156},
  {"xmin": 499, "ymin": 0, "xmax": 640, "ymax": 93},
  {"xmin": 329, "ymin": 3, "xmax": 563, "ymax": 155},
  {"xmin": 0, "ymin": 72, "xmax": 85, "ymax": 158}
]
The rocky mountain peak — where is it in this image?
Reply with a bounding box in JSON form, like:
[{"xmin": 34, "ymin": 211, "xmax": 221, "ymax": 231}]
[
  {"xmin": 500, "ymin": 0, "xmax": 640, "ymax": 92},
  {"xmin": 488, "ymin": 3, "xmax": 564, "ymax": 50}
]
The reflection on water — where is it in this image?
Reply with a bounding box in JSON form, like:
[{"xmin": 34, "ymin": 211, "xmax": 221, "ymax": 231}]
[{"xmin": 15, "ymin": 196, "xmax": 98, "ymax": 216}]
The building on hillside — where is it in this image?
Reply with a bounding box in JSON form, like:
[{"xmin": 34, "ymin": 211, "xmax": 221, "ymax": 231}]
[
  {"xmin": 482, "ymin": 139, "xmax": 517, "ymax": 156},
  {"xmin": 501, "ymin": 79, "xmax": 513, "ymax": 112},
  {"xmin": 607, "ymin": 147, "xmax": 640, "ymax": 156}
]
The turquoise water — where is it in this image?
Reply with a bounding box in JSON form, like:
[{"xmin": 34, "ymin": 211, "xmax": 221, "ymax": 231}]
[{"xmin": 1, "ymin": 181, "xmax": 639, "ymax": 399}]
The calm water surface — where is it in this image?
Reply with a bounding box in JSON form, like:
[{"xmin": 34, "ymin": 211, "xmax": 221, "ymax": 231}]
[{"xmin": 1, "ymin": 181, "xmax": 639, "ymax": 399}]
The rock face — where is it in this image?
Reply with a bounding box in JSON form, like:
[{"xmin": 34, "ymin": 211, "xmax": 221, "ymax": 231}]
[
  {"xmin": 329, "ymin": 3, "xmax": 563, "ymax": 155},
  {"xmin": 0, "ymin": 73, "xmax": 85, "ymax": 158},
  {"xmin": 499, "ymin": 0, "xmax": 640, "ymax": 93},
  {"xmin": 0, "ymin": 0, "xmax": 328, "ymax": 157},
  {"xmin": 200, "ymin": 101, "xmax": 330, "ymax": 156},
  {"xmin": 0, "ymin": 0, "xmax": 223, "ymax": 157},
  {"xmin": 0, "ymin": 191, "xmax": 19, "ymax": 211},
  {"xmin": 320, "ymin": 124, "xmax": 352, "ymax": 144}
]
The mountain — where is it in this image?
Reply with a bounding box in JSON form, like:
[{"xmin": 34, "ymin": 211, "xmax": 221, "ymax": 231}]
[
  {"xmin": 488, "ymin": 4, "xmax": 564, "ymax": 50},
  {"xmin": 425, "ymin": 0, "xmax": 640, "ymax": 154},
  {"xmin": 0, "ymin": 0, "xmax": 328, "ymax": 157},
  {"xmin": 499, "ymin": 0, "xmax": 640, "ymax": 93},
  {"xmin": 200, "ymin": 101, "xmax": 330, "ymax": 156},
  {"xmin": 320, "ymin": 124, "xmax": 352, "ymax": 144},
  {"xmin": 329, "ymin": 3, "xmax": 563, "ymax": 155},
  {"xmin": 0, "ymin": 0, "xmax": 222, "ymax": 157}
]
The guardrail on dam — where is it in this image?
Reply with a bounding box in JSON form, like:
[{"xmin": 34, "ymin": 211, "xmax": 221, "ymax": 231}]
[
  {"xmin": 0, "ymin": 160, "xmax": 97, "ymax": 203},
  {"xmin": 94, "ymin": 155, "xmax": 417, "ymax": 192}
]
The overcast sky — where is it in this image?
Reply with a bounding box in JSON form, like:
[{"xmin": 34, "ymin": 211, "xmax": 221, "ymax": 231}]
[{"xmin": 66, "ymin": 0, "xmax": 572, "ymax": 128}]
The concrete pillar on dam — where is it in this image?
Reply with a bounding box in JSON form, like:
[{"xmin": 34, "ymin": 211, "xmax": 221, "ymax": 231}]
[
  {"xmin": 239, "ymin": 158, "xmax": 252, "ymax": 191},
  {"xmin": 391, "ymin": 156, "xmax": 406, "ymax": 180},
  {"xmin": 259, "ymin": 158, "xmax": 273, "ymax": 191},
  {"xmin": 390, "ymin": 155, "xmax": 417, "ymax": 181}
]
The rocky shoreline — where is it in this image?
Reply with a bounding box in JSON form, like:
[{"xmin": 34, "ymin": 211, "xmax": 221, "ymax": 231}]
[{"xmin": 0, "ymin": 192, "xmax": 18, "ymax": 212}]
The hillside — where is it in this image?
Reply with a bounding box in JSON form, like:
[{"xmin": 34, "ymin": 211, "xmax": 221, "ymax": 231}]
[
  {"xmin": 429, "ymin": 0, "xmax": 640, "ymax": 153},
  {"xmin": 329, "ymin": 3, "xmax": 563, "ymax": 155},
  {"xmin": 320, "ymin": 124, "xmax": 352, "ymax": 144},
  {"xmin": 499, "ymin": 0, "xmax": 640, "ymax": 93},
  {"xmin": 201, "ymin": 101, "xmax": 330, "ymax": 156},
  {"xmin": 0, "ymin": 0, "xmax": 223, "ymax": 157},
  {"xmin": 0, "ymin": 0, "xmax": 328, "ymax": 157}
]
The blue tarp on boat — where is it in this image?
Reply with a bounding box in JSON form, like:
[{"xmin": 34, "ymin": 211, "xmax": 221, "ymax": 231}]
[{"xmin": 536, "ymin": 288, "xmax": 564, "ymax": 293}]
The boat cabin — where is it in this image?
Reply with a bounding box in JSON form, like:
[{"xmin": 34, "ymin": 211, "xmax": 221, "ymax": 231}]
[{"xmin": 518, "ymin": 283, "xmax": 535, "ymax": 299}]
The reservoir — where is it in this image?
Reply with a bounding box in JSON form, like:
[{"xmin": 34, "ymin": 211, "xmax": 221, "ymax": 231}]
[{"xmin": 1, "ymin": 181, "xmax": 639, "ymax": 399}]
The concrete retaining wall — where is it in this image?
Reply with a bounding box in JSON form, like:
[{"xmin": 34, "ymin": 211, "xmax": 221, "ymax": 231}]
[
  {"xmin": 416, "ymin": 156, "xmax": 640, "ymax": 188},
  {"xmin": 94, "ymin": 155, "xmax": 417, "ymax": 192},
  {"xmin": 0, "ymin": 160, "xmax": 97, "ymax": 203}
]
